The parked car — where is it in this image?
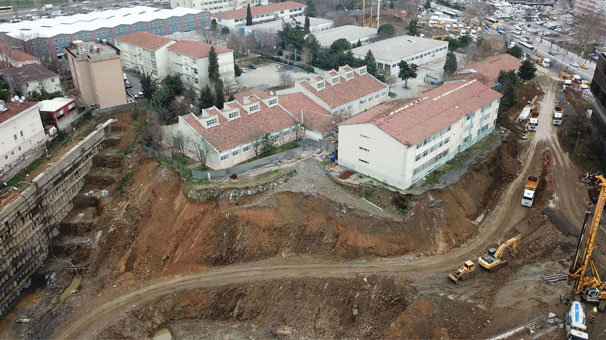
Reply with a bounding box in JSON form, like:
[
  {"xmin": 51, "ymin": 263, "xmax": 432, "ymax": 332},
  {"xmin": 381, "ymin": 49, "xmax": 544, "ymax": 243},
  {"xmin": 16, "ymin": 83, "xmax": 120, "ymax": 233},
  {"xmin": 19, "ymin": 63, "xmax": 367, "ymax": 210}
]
[
  {"xmin": 580, "ymin": 64, "xmax": 589, "ymax": 69},
  {"xmin": 124, "ymin": 80, "xmax": 132, "ymax": 88},
  {"xmin": 570, "ymin": 62, "xmax": 579, "ymax": 67},
  {"xmin": 135, "ymin": 91, "xmax": 144, "ymax": 98},
  {"xmin": 248, "ymin": 64, "xmax": 257, "ymax": 69},
  {"xmin": 240, "ymin": 67, "xmax": 247, "ymax": 73}
]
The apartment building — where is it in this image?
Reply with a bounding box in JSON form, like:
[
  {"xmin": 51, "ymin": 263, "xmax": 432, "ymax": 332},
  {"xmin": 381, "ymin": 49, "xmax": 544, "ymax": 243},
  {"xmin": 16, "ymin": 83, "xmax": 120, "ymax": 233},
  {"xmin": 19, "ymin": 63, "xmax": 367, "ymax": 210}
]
[
  {"xmin": 0, "ymin": 100, "xmax": 46, "ymax": 182},
  {"xmin": 351, "ymin": 35, "xmax": 449, "ymax": 76},
  {"xmin": 0, "ymin": 6, "xmax": 210, "ymax": 62},
  {"xmin": 168, "ymin": 40, "xmax": 235, "ymax": 90},
  {"xmin": 170, "ymin": 0, "xmax": 268, "ymax": 14},
  {"xmin": 214, "ymin": 1, "xmax": 306, "ymax": 27},
  {"xmin": 0, "ymin": 64, "xmax": 61, "ymax": 97},
  {"xmin": 177, "ymin": 89, "xmax": 298, "ymax": 169},
  {"xmin": 38, "ymin": 97, "xmax": 78, "ymax": 132},
  {"xmin": 338, "ymin": 80, "xmax": 501, "ymax": 190},
  {"xmin": 65, "ymin": 41, "xmax": 127, "ymax": 109},
  {"xmin": 574, "ymin": 0, "xmax": 606, "ymax": 16},
  {"xmin": 278, "ymin": 65, "xmax": 389, "ymax": 117},
  {"xmin": 0, "ymin": 41, "xmax": 39, "ymax": 68},
  {"xmin": 116, "ymin": 32, "xmax": 176, "ymax": 79}
]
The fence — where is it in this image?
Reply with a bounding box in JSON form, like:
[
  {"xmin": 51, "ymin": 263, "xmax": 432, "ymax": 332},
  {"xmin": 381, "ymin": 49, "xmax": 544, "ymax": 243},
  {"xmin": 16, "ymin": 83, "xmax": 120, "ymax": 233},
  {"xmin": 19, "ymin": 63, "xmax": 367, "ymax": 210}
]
[
  {"xmin": 93, "ymin": 102, "xmax": 139, "ymax": 115},
  {"xmin": 299, "ymin": 139, "xmax": 336, "ymax": 153}
]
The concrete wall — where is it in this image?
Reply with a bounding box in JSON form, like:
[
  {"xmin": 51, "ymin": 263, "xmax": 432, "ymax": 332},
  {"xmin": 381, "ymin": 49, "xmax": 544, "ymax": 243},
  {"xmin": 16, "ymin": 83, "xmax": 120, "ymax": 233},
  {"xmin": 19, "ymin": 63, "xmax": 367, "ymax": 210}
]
[
  {"xmin": 0, "ymin": 119, "xmax": 114, "ymax": 318},
  {"xmin": 90, "ymin": 57, "xmax": 128, "ymax": 109}
]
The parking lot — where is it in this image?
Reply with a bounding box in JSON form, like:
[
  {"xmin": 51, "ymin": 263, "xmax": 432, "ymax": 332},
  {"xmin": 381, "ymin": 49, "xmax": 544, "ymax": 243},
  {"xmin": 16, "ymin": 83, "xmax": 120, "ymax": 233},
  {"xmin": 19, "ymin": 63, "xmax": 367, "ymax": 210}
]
[
  {"xmin": 124, "ymin": 72, "xmax": 143, "ymax": 100},
  {"xmin": 236, "ymin": 62, "xmax": 317, "ymax": 91}
]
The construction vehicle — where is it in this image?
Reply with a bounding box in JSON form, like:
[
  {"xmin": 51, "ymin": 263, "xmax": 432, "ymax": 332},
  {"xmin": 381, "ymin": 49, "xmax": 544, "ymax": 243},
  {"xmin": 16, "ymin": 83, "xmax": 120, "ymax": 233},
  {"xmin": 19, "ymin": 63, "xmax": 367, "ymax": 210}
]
[
  {"xmin": 527, "ymin": 109, "xmax": 540, "ymax": 131},
  {"xmin": 449, "ymin": 260, "xmax": 476, "ymax": 283},
  {"xmin": 565, "ymin": 301, "xmax": 589, "ymax": 340},
  {"xmin": 521, "ymin": 176, "xmax": 538, "ymax": 207},
  {"xmin": 568, "ymin": 175, "xmax": 606, "ymax": 312},
  {"xmin": 432, "ymin": 34, "xmax": 448, "ymax": 40},
  {"xmin": 531, "ymin": 55, "xmax": 551, "ymax": 67},
  {"xmin": 478, "ymin": 234, "xmax": 522, "ymax": 271},
  {"xmin": 553, "ymin": 103, "xmax": 563, "ymax": 125}
]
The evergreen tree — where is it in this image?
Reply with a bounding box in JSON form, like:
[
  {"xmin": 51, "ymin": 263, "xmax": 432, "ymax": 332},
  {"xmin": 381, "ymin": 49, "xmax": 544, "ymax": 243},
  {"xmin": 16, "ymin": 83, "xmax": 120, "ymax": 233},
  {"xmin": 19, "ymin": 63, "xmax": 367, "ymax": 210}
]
[
  {"xmin": 221, "ymin": 26, "xmax": 230, "ymax": 35},
  {"xmin": 305, "ymin": 0, "xmax": 316, "ymax": 16},
  {"xmin": 407, "ymin": 18, "xmax": 419, "ymax": 36},
  {"xmin": 246, "ymin": 4, "xmax": 253, "ymax": 26},
  {"xmin": 458, "ymin": 35, "xmax": 471, "ymax": 48},
  {"xmin": 501, "ymin": 83, "xmax": 517, "ymax": 109},
  {"xmin": 378, "ymin": 23, "xmax": 395, "ymax": 38},
  {"xmin": 162, "ymin": 74, "xmax": 184, "ymax": 97},
  {"xmin": 340, "ymin": 50, "xmax": 356, "ymax": 67},
  {"xmin": 364, "ymin": 50, "xmax": 378, "ymax": 77},
  {"xmin": 151, "ymin": 85, "xmax": 171, "ymax": 108},
  {"xmin": 398, "ymin": 61, "xmax": 418, "ymax": 87},
  {"xmin": 356, "ymin": 39, "xmax": 362, "ymax": 47},
  {"xmin": 234, "ymin": 61, "xmax": 242, "ymax": 77},
  {"xmin": 519, "ymin": 59, "xmax": 537, "ymax": 80},
  {"xmin": 424, "ymin": 0, "xmax": 431, "ymax": 9},
  {"xmin": 199, "ymin": 84, "xmax": 214, "ymax": 110},
  {"xmin": 141, "ymin": 72, "xmax": 156, "ymax": 100},
  {"xmin": 208, "ymin": 46, "xmax": 220, "ymax": 84},
  {"xmin": 507, "ymin": 45, "xmax": 523, "ymax": 59},
  {"xmin": 443, "ymin": 51, "xmax": 458, "ymax": 76},
  {"xmin": 304, "ymin": 13, "xmax": 310, "ymax": 34},
  {"xmin": 214, "ymin": 81, "xmax": 225, "ymax": 109},
  {"xmin": 497, "ymin": 70, "xmax": 519, "ymax": 88}
]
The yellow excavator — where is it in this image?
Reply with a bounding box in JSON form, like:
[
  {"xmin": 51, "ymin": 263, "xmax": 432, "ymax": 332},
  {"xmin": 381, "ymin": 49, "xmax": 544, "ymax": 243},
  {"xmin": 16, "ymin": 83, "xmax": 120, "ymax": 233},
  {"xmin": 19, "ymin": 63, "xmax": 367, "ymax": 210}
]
[
  {"xmin": 478, "ymin": 235, "xmax": 522, "ymax": 271},
  {"xmin": 568, "ymin": 175, "xmax": 606, "ymax": 312}
]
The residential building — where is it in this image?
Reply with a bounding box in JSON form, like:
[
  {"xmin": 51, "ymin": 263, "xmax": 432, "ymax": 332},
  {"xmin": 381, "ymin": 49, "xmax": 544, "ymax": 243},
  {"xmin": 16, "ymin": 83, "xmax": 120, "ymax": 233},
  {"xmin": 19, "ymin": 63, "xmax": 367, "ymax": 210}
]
[
  {"xmin": 311, "ymin": 25, "xmax": 378, "ymax": 48},
  {"xmin": 0, "ymin": 6, "xmax": 210, "ymax": 62},
  {"xmin": 0, "ymin": 64, "xmax": 61, "ymax": 97},
  {"xmin": 176, "ymin": 89, "xmax": 299, "ymax": 169},
  {"xmin": 214, "ymin": 1, "xmax": 306, "ymax": 28},
  {"xmin": 170, "ymin": 0, "xmax": 268, "ymax": 14},
  {"xmin": 454, "ymin": 54, "xmax": 522, "ymax": 87},
  {"xmin": 351, "ymin": 35, "xmax": 449, "ymax": 76},
  {"xmin": 116, "ymin": 32, "xmax": 176, "ymax": 79},
  {"xmin": 338, "ymin": 79, "xmax": 501, "ymax": 190},
  {"xmin": 574, "ymin": 0, "xmax": 606, "ymax": 16},
  {"xmin": 278, "ymin": 92, "xmax": 338, "ymax": 140},
  {"xmin": 65, "ymin": 41, "xmax": 127, "ymax": 109},
  {"xmin": 168, "ymin": 40, "xmax": 235, "ymax": 90},
  {"xmin": 0, "ymin": 41, "xmax": 40, "ymax": 68},
  {"xmin": 277, "ymin": 65, "xmax": 389, "ymax": 117},
  {"xmin": 0, "ymin": 100, "xmax": 46, "ymax": 182},
  {"xmin": 590, "ymin": 53, "xmax": 606, "ymax": 145},
  {"xmin": 240, "ymin": 16, "xmax": 334, "ymax": 37},
  {"xmin": 38, "ymin": 97, "xmax": 78, "ymax": 132}
]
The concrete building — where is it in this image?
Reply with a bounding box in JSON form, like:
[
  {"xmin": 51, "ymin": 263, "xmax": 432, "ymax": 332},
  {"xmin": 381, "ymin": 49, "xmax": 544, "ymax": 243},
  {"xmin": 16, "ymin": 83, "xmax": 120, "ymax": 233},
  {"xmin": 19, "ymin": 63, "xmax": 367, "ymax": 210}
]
[
  {"xmin": 241, "ymin": 16, "xmax": 334, "ymax": 37},
  {"xmin": 116, "ymin": 32, "xmax": 176, "ymax": 79},
  {"xmin": 338, "ymin": 79, "xmax": 501, "ymax": 190},
  {"xmin": 38, "ymin": 97, "xmax": 78, "ymax": 132},
  {"xmin": 351, "ymin": 35, "xmax": 449, "ymax": 77},
  {"xmin": 0, "ymin": 64, "xmax": 61, "ymax": 97},
  {"xmin": 214, "ymin": 1, "xmax": 306, "ymax": 28},
  {"xmin": 278, "ymin": 65, "xmax": 389, "ymax": 117},
  {"xmin": 574, "ymin": 0, "xmax": 606, "ymax": 16},
  {"xmin": 0, "ymin": 41, "xmax": 39, "ymax": 68},
  {"xmin": 170, "ymin": 0, "xmax": 268, "ymax": 14},
  {"xmin": 65, "ymin": 41, "xmax": 127, "ymax": 109},
  {"xmin": 0, "ymin": 100, "xmax": 45, "ymax": 182},
  {"xmin": 311, "ymin": 25, "xmax": 378, "ymax": 47},
  {"xmin": 168, "ymin": 40, "xmax": 235, "ymax": 90},
  {"xmin": 0, "ymin": 6, "xmax": 210, "ymax": 62},
  {"xmin": 176, "ymin": 89, "xmax": 299, "ymax": 169},
  {"xmin": 454, "ymin": 54, "xmax": 522, "ymax": 87}
]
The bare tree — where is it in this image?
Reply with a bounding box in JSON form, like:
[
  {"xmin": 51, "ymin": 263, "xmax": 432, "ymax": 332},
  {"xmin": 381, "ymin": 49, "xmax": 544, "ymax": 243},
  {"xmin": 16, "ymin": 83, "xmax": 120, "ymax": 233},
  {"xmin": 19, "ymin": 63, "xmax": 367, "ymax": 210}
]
[
  {"xmin": 185, "ymin": 134, "xmax": 212, "ymax": 165},
  {"xmin": 278, "ymin": 67, "xmax": 293, "ymax": 87},
  {"xmin": 575, "ymin": 13, "xmax": 605, "ymax": 55}
]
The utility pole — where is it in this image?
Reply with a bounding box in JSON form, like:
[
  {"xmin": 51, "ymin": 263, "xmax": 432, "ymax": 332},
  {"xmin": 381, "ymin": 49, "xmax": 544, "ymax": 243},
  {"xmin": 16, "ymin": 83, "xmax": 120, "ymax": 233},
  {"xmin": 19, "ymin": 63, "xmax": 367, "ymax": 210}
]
[{"xmin": 369, "ymin": 0, "xmax": 373, "ymax": 27}]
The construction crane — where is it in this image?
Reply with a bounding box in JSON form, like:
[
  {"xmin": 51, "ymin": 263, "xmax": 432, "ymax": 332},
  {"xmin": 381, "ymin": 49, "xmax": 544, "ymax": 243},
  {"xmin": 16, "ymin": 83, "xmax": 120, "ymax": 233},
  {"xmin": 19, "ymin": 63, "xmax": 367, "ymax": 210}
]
[
  {"xmin": 478, "ymin": 234, "xmax": 522, "ymax": 271},
  {"xmin": 568, "ymin": 175, "xmax": 606, "ymax": 312}
]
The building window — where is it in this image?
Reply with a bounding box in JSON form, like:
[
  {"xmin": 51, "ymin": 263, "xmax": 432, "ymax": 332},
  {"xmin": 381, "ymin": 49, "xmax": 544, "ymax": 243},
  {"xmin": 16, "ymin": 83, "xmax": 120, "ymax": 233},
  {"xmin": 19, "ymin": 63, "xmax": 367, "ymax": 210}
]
[
  {"xmin": 20, "ymin": 130, "xmax": 23, "ymax": 137},
  {"xmin": 228, "ymin": 111, "xmax": 238, "ymax": 119},
  {"xmin": 360, "ymin": 134, "xmax": 370, "ymax": 139},
  {"xmin": 249, "ymin": 104, "xmax": 259, "ymax": 112},
  {"xmin": 18, "ymin": 146, "xmax": 22, "ymax": 151},
  {"xmin": 232, "ymin": 149, "xmax": 240, "ymax": 156},
  {"xmin": 220, "ymin": 153, "xmax": 229, "ymax": 160},
  {"xmin": 13, "ymin": 134, "xmax": 17, "ymax": 140},
  {"xmin": 359, "ymin": 159, "xmax": 369, "ymax": 164},
  {"xmin": 359, "ymin": 146, "xmax": 369, "ymax": 152},
  {"xmin": 317, "ymin": 82, "xmax": 325, "ymax": 90},
  {"xmin": 268, "ymin": 98, "xmax": 277, "ymax": 106},
  {"xmin": 51, "ymin": 78, "xmax": 55, "ymax": 82},
  {"xmin": 206, "ymin": 117, "xmax": 218, "ymax": 126},
  {"xmin": 243, "ymin": 144, "xmax": 251, "ymax": 152}
]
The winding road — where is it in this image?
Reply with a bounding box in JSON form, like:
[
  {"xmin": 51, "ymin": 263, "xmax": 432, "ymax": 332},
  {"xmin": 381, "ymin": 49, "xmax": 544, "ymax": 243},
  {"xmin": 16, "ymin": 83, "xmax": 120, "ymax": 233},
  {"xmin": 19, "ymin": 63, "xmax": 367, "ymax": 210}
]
[{"xmin": 53, "ymin": 73, "xmax": 585, "ymax": 339}]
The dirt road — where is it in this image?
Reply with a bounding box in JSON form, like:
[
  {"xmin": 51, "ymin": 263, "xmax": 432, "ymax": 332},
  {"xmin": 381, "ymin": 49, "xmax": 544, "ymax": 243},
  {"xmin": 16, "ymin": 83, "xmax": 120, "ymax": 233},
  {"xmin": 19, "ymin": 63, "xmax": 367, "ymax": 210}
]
[{"xmin": 53, "ymin": 74, "xmax": 585, "ymax": 339}]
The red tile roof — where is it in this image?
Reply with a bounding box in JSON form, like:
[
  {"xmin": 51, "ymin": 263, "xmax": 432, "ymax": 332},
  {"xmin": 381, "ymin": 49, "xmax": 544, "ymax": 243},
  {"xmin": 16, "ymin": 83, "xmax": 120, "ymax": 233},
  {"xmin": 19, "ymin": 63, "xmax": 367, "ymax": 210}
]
[
  {"xmin": 183, "ymin": 91, "xmax": 297, "ymax": 152},
  {"xmin": 341, "ymin": 80, "xmax": 502, "ymax": 146},
  {"xmin": 459, "ymin": 54, "xmax": 522, "ymax": 86},
  {"xmin": 278, "ymin": 92, "xmax": 336, "ymax": 134},
  {"xmin": 0, "ymin": 41, "xmax": 38, "ymax": 63},
  {"xmin": 0, "ymin": 101, "xmax": 38, "ymax": 124},
  {"xmin": 215, "ymin": 1, "xmax": 305, "ymax": 20},
  {"xmin": 167, "ymin": 40, "xmax": 231, "ymax": 59},
  {"xmin": 234, "ymin": 88, "xmax": 271, "ymax": 103},
  {"xmin": 116, "ymin": 32, "xmax": 174, "ymax": 51},
  {"xmin": 300, "ymin": 72, "xmax": 387, "ymax": 109}
]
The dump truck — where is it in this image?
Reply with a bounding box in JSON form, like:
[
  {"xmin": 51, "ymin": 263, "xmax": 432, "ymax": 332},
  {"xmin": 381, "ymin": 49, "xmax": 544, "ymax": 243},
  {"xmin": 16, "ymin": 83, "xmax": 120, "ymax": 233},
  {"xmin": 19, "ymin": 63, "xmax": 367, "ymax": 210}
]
[
  {"xmin": 531, "ymin": 54, "xmax": 550, "ymax": 67},
  {"xmin": 527, "ymin": 110, "xmax": 539, "ymax": 131},
  {"xmin": 521, "ymin": 176, "xmax": 538, "ymax": 207},
  {"xmin": 553, "ymin": 103, "xmax": 563, "ymax": 125},
  {"xmin": 449, "ymin": 260, "xmax": 476, "ymax": 283},
  {"xmin": 478, "ymin": 234, "xmax": 522, "ymax": 271}
]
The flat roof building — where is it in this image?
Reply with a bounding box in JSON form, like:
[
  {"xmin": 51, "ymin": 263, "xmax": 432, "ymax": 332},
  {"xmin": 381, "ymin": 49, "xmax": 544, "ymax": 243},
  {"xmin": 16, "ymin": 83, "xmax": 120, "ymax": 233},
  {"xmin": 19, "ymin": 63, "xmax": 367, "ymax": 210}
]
[
  {"xmin": 241, "ymin": 16, "xmax": 334, "ymax": 36},
  {"xmin": 38, "ymin": 97, "xmax": 78, "ymax": 133},
  {"xmin": 0, "ymin": 6, "xmax": 210, "ymax": 62},
  {"xmin": 170, "ymin": 0, "xmax": 268, "ymax": 14},
  {"xmin": 215, "ymin": 1, "xmax": 306, "ymax": 27},
  {"xmin": 351, "ymin": 35, "xmax": 449, "ymax": 77},
  {"xmin": 311, "ymin": 25, "xmax": 378, "ymax": 47}
]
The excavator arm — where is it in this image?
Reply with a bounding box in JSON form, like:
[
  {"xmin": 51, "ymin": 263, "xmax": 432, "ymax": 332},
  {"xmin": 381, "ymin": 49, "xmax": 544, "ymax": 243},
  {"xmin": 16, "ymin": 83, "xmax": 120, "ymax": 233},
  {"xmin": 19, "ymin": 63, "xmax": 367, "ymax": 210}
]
[{"xmin": 494, "ymin": 235, "xmax": 522, "ymax": 259}]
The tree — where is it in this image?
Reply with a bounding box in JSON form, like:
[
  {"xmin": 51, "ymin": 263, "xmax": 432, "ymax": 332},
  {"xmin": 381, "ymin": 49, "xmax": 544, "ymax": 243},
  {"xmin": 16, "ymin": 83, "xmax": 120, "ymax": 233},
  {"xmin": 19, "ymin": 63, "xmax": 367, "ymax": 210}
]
[
  {"xmin": 497, "ymin": 70, "xmax": 519, "ymax": 88},
  {"xmin": 221, "ymin": 26, "xmax": 230, "ymax": 35},
  {"xmin": 141, "ymin": 72, "xmax": 156, "ymax": 99},
  {"xmin": 378, "ymin": 23, "xmax": 396, "ymax": 38},
  {"xmin": 0, "ymin": 78, "xmax": 9, "ymax": 101},
  {"xmin": 214, "ymin": 81, "xmax": 225, "ymax": 109},
  {"xmin": 208, "ymin": 46, "xmax": 220, "ymax": 84},
  {"xmin": 356, "ymin": 39, "xmax": 362, "ymax": 47},
  {"xmin": 306, "ymin": 0, "xmax": 316, "ymax": 16},
  {"xmin": 445, "ymin": 37, "xmax": 459, "ymax": 51},
  {"xmin": 443, "ymin": 51, "xmax": 458, "ymax": 76},
  {"xmin": 506, "ymin": 45, "xmax": 523, "ymax": 59},
  {"xmin": 199, "ymin": 84, "xmax": 214, "ymax": 110},
  {"xmin": 424, "ymin": 0, "xmax": 431, "ymax": 9},
  {"xmin": 29, "ymin": 89, "xmax": 62, "ymax": 101},
  {"xmin": 211, "ymin": 19, "xmax": 217, "ymax": 31},
  {"xmin": 151, "ymin": 85, "xmax": 171, "ymax": 109},
  {"xmin": 162, "ymin": 74, "xmax": 184, "ymax": 97},
  {"xmin": 279, "ymin": 67, "xmax": 293, "ymax": 87},
  {"xmin": 501, "ymin": 83, "xmax": 517, "ymax": 109},
  {"xmin": 398, "ymin": 61, "xmax": 418, "ymax": 88},
  {"xmin": 364, "ymin": 50, "xmax": 378, "ymax": 77},
  {"xmin": 458, "ymin": 35, "xmax": 471, "ymax": 48},
  {"xmin": 407, "ymin": 18, "xmax": 419, "ymax": 36},
  {"xmin": 234, "ymin": 61, "xmax": 242, "ymax": 77},
  {"xmin": 246, "ymin": 4, "xmax": 253, "ymax": 26},
  {"xmin": 519, "ymin": 59, "xmax": 536, "ymax": 80},
  {"xmin": 260, "ymin": 133, "xmax": 276, "ymax": 156},
  {"xmin": 329, "ymin": 38, "xmax": 351, "ymax": 54},
  {"xmin": 304, "ymin": 14, "xmax": 310, "ymax": 34}
]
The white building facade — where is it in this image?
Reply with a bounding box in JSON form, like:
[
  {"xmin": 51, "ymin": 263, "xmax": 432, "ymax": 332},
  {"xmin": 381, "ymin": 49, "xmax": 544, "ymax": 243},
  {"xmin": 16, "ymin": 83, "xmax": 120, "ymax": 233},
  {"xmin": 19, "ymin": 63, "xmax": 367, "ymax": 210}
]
[
  {"xmin": 338, "ymin": 80, "xmax": 501, "ymax": 190},
  {"xmin": 0, "ymin": 101, "xmax": 46, "ymax": 182},
  {"xmin": 116, "ymin": 32, "xmax": 176, "ymax": 79},
  {"xmin": 214, "ymin": 1, "xmax": 306, "ymax": 28},
  {"xmin": 0, "ymin": 64, "xmax": 61, "ymax": 97},
  {"xmin": 170, "ymin": 0, "xmax": 268, "ymax": 13}
]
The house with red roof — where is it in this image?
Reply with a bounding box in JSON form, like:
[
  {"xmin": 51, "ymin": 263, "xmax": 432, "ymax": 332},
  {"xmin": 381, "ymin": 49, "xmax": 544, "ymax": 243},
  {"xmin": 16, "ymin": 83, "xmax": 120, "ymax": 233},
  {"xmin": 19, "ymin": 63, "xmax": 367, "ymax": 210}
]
[
  {"xmin": 176, "ymin": 89, "xmax": 299, "ymax": 169},
  {"xmin": 337, "ymin": 79, "xmax": 502, "ymax": 190},
  {"xmin": 0, "ymin": 41, "xmax": 40, "ymax": 68},
  {"xmin": 167, "ymin": 40, "xmax": 235, "ymax": 91},
  {"xmin": 115, "ymin": 32, "xmax": 176, "ymax": 79},
  {"xmin": 278, "ymin": 92, "xmax": 339, "ymax": 140},
  {"xmin": 277, "ymin": 65, "xmax": 389, "ymax": 117},
  {"xmin": 214, "ymin": 1, "xmax": 306, "ymax": 27}
]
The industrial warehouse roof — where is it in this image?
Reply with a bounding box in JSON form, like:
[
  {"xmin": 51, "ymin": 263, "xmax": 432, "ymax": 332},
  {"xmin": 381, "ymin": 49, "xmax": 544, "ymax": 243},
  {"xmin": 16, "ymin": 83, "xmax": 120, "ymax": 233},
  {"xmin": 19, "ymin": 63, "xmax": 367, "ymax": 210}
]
[
  {"xmin": 351, "ymin": 35, "xmax": 448, "ymax": 61},
  {"xmin": 116, "ymin": 32, "xmax": 175, "ymax": 51},
  {"xmin": 341, "ymin": 80, "xmax": 502, "ymax": 146},
  {"xmin": 0, "ymin": 6, "xmax": 203, "ymax": 39},
  {"xmin": 312, "ymin": 25, "xmax": 377, "ymax": 47},
  {"xmin": 214, "ymin": 1, "xmax": 305, "ymax": 20}
]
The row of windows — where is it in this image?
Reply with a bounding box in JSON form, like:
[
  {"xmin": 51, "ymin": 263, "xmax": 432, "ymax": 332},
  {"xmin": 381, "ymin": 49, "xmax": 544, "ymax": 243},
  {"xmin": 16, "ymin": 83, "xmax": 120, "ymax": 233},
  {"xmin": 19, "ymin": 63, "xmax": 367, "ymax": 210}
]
[
  {"xmin": 3, "ymin": 146, "xmax": 23, "ymax": 160},
  {"xmin": 415, "ymin": 138, "xmax": 449, "ymax": 162},
  {"xmin": 220, "ymin": 127, "xmax": 296, "ymax": 161},
  {"xmin": 416, "ymin": 125, "xmax": 451, "ymax": 149},
  {"xmin": 413, "ymin": 150, "xmax": 449, "ymax": 175},
  {"xmin": 359, "ymin": 146, "xmax": 369, "ymax": 152}
]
